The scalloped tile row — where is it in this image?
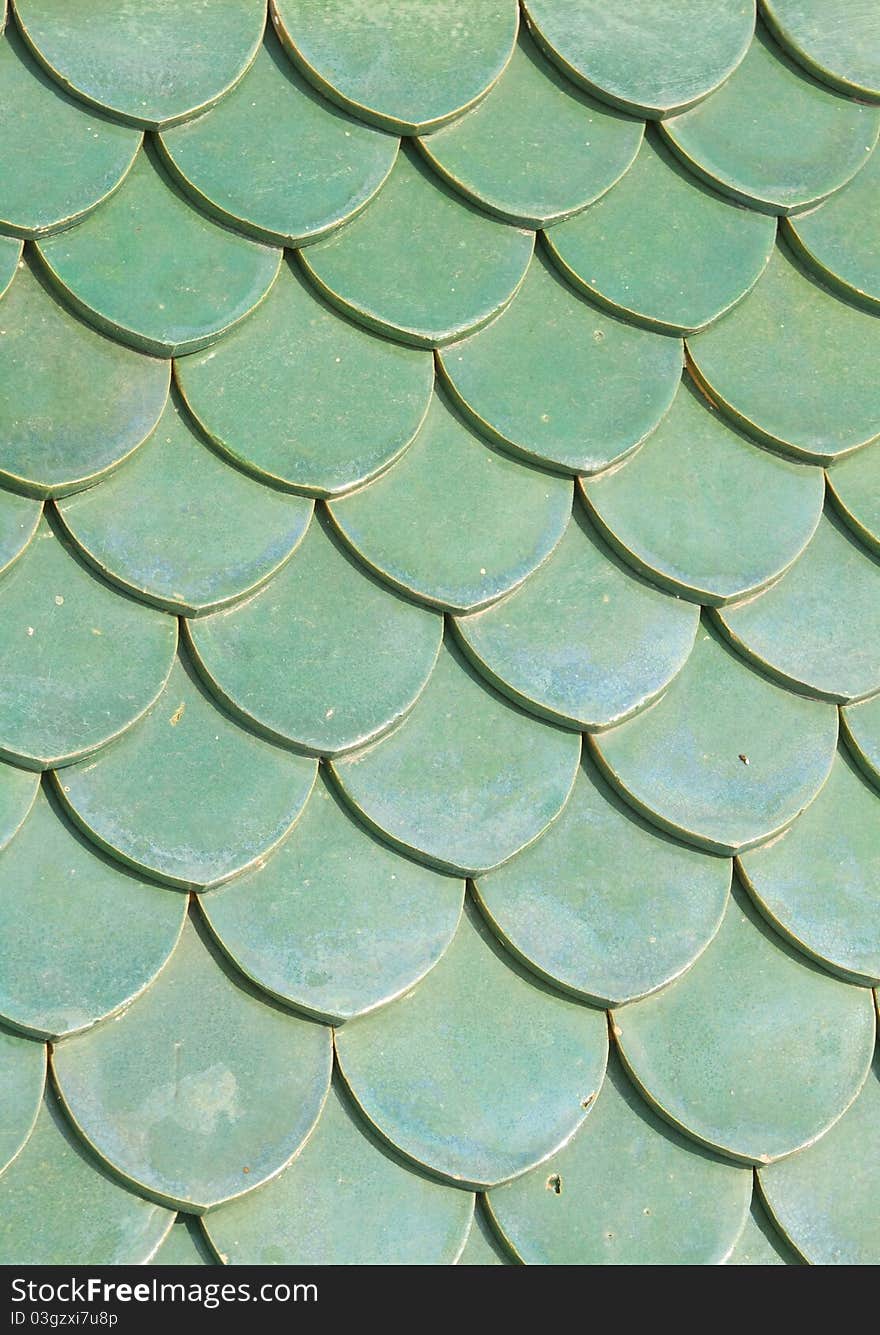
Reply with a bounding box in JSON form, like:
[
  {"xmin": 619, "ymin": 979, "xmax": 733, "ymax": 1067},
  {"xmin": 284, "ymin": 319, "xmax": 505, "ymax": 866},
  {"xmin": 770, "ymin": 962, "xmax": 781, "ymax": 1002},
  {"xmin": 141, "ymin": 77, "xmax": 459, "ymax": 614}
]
[{"xmin": 0, "ymin": 0, "xmax": 878, "ymax": 1267}]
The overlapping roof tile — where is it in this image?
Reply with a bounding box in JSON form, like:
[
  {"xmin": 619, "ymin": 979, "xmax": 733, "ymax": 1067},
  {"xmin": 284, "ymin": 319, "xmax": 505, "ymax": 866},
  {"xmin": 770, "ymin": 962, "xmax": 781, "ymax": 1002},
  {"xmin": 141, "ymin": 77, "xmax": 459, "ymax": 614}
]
[{"xmin": 0, "ymin": 0, "xmax": 878, "ymax": 1266}]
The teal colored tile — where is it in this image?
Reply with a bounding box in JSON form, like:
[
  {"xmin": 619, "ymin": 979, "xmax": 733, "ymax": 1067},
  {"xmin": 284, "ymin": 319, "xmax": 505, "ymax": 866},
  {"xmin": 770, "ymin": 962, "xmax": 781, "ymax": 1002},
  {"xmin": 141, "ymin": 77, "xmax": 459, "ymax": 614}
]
[
  {"xmin": 438, "ymin": 249, "xmax": 682, "ymax": 475},
  {"xmin": 840, "ymin": 692, "xmax": 880, "ymax": 791},
  {"xmin": 545, "ymin": 130, "xmax": 775, "ymax": 336},
  {"xmin": 36, "ymin": 145, "xmax": 281, "ymax": 357},
  {"xmin": 0, "ymin": 764, "xmax": 39, "ymax": 858},
  {"xmin": 457, "ymin": 1202, "xmax": 514, "ymax": 1265},
  {"xmin": 328, "ymin": 391, "xmax": 573, "ymax": 614},
  {"xmin": 0, "ymin": 256, "xmax": 169, "ymax": 499},
  {"xmin": 0, "ymin": 1088, "xmax": 174, "ymax": 1265},
  {"xmin": 0, "ymin": 786, "xmax": 185, "ymax": 1039},
  {"xmin": 584, "ymin": 377, "xmax": 824, "ymax": 604},
  {"xmin": 56, "ymin": 392, "xmax": 313, "ymax": 616},
  {"xmin": 760, "ymin": 1058, "xmax": 880, "ymax": 1265},
  {"xmin": 158, "ymin": 29, "xmax": 397, "ymax": 248},
  {"xmin": 187, "ymin": 513, "xmax": 442, "ymax": 756},
  {"xmin": 762, "ymin": 0, "xmax": 880, "ymax": 101},
  {"xmin": 331, "ymin": 638, "xmax": 581, "ymax": 877},
  {"xmin": 827, "ymin": 441, "xmax": 880, "ymax": 557},
  {"xmin": 150, "ymin": 1215, "xmax": 216, "ymax": 1267},
  {"xmin": 52, "ymin": 913, "xmax": 332, "ymax": 1212},
  {"xmin": 271, "ymin": 0, "xmax": 518, "ymax": 135},
  {"xmin": 0, "ymin": 0, "xmax": 877, "ymax": 1270},
  {"xmin": 0, "ymin": 234, "xmax": 21, "ymax": 297},
  {"xmin": 300, "ymin": 146, "xmax": 533, "ymax": 348},
  {"xmin": 726, "ymin": 1191, "xmax": 802, "ymax": 1265},
  {"xmin": 55, "ymin": 655, "xmax": 317, "ymax": 890},
  {"xmin": 474, "ymin": 759, "xmax": 730, "ymax": 1008},
  {"xmin": 739, "ymin": 748, "xmax": 880, "ymax": 986},
  {"xmin": 488, "ymin": 1052, "xmax": 751, "ymax": 1264},
  {"xmin": 205, "ymin": 1079, "xmax": 473, "ymax": 1264},
  {"xmin": 175, "ymin": 258, "xmax": 434, "ymax": 499},
  {"xmin": 454, "ymin": 505, "xmax": 699, "ymax": 730},
  {"xmin": 521, "ymin": 0, "xmax": 755, "ymax": 117},
  {"xmin": 0, "ymin": 1027, "xmax": 45, "ymax": 1176},
  {"xmin": 336, "ymin": 899, "xmax": 608, "ymax": 1188},
  {"xmin": 202, "ymin": 770, "xmax": 463, "ymax": 1024},
  {"xmin": 592, "ymin": 622, "xmax": 838, "ymax": 855},
  {"xmin": 418, "ymin": 27, "xmax": 643, "ymax": 228},
  {"xmin": 615, "ymin": 879, "xmax": 876, "ymax": 1165},
  {"xmin": 661, "ymin": 27, "xmax": 880, "ymax": 215},
  {"xmin": 688, "ymin": 243, "xmax": 880, "ymax": 463},
  {"xmin": 13, "ymin": 0, "xmax": 265, "ymax": 130},
  {"xmin": 0, "ymin": 23, "xmax": 140, "ymax": 239},
  {"xmin": 784, "ymin": 144, "xmax": 880, "ymax": 313},
  {"xmin": 716, "ymin": 509, "xmax": 880, "ymax": 703},
  {"xmin": 0, "ymin": 516, "xmax": 177, "ymax": 770},
  {"xmin": 0, "ymin": 487, "xmax": 41, "ymax": 579}
]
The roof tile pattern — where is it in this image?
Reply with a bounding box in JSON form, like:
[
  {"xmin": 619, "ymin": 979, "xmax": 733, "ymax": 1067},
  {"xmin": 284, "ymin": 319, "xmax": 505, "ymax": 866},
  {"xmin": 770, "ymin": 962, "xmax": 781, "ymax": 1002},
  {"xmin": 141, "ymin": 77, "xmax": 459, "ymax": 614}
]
[{"xmin": 0, "ymin": 0, "xmax": 877, "ymax": 1265}]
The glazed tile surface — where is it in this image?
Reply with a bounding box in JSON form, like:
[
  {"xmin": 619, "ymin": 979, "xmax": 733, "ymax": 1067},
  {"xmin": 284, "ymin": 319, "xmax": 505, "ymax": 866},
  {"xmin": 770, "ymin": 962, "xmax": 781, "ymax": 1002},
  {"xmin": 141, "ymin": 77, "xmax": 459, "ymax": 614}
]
[{"xmin": 0, "ymin": 0, "xmax": 877, "ymax": 1267}]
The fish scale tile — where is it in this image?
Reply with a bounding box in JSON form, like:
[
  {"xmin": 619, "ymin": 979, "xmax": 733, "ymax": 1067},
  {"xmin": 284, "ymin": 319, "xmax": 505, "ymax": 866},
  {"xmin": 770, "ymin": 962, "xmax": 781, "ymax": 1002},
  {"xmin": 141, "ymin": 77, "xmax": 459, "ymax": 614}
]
[{"xmin": 0, "ymin": 0, "xmax": 878, "ymax": 1268}]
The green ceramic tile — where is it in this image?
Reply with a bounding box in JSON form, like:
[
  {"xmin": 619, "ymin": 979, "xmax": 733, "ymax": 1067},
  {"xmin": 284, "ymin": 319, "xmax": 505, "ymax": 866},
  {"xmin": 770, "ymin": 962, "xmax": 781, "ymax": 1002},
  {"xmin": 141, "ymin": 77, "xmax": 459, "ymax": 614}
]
[
  {"xmin": 488, "ymin": 1051, "xmax": 751, "ymax": 1265},
  {"xmin": 762, "ymin": 0, "xmax": 880, "ymax": 101},
  {"xmin": 725, "ymin": 1191, "xmax": 802, "ymax": 1265},
  {"xmin": 55, "ymin": 655, "xmax": 317, "ymax": 890},
  {"xmin": 328, "ymin": 391, "xmax": 573, "ymax": 614},
  {"xmin": 0, "ymin": 23, "xmax": 140, "ymax": 239},
  {"xmin": 584, "ymin": 377, "xmax": 823, "ymax": 604},
  {"xmin": 592, "ymin": 622, "xmax": 838, "ymax": 855},
  {"xmin": 0, "ymin": 256, "xmax": 169, "ymax": 499},
  {"xmin": 739, "ymin": 748, "xmax": 880, "ymax": 985},
  {"xmin": 270, "ymin": 0, "xmax": 518, "ymax": 135},
  {"xmin": 417, "ymin": 28, "xmax": 643, "ymax": 228},
  {"xmin": 615, "ymin": 879, "xmax": 876, "ymax": 1164},
  {"xmin": 0, "ymin": 764, "xmax": 39, "ymax": 857},
  {"xmin": 158, "ymin": 30, "xmax": 397, "ymax": 248},
  {"xmin": 716, "ymin": 509, "xmax": 880, "ymax": 703},
  {"xmin": 336, "ymin": 899, "xmax": 607, "ymax": 1188},
  {"xmin": 13, "ymin": 0, "xmax": 265, "ymax": 130},
  {"xmin": 149, "ymin": 1215, "xmax": 215, "ymax": 1267},
  {"xmin": 840, "ymin": 692, "xmax": 880, "ymax": 791},
  {"xmin": 457, "ymin": 1202, "xmax": 514, "ymax": 1265},
  {"xmin": 201, "ymin": 771, "xmax": 463, "ymax": 1023},
  {"xmin": 300, "ymin": 146, "xmax": 534, "ymax": 348},
  {"xmin": 331, "ymin": 638, "xmax": 580, "ymax": 877},
  {"xmin": 827, "ymin": 442, "xmax": 880, "ymax": 556},
  {"xmin": 0, "ymin": 516, "xmax": 177, "ymax": 770},
  {"xmin": 0, "ymin": 234, "xmax": 21, "ymax": 297},
  {"xmin": 0, "ymin": 487, "xmax": 41, "ymax": 579},
  {"xmin": 36, "ymin": 145, "xmax": 281, "ymax": 357},
  {"xmin": 760, "ymin": 1057, "xmax": 880, "ymax": 1265},
  {"xmin": 0, "ymin": 1089, "xmax": 174, "ymax": 1265},
  {"xmin": 784, "ymin": 145, "xmax": 880, "ymax": 313},
  {"xmin": 454, "ymin": 506, "xmax": 699, "ymax": 730},
  {"xmin": 0, "ymin": 1028, "xmax": 45, "ymax": 1175},
  {"xmin": 56, "ymin": 393, "xmax": 313, "ymax": 616},
  {"xmin": 205, "ymin": 1079, "xmax": 473, "ymax": 1264},
  {"xmin": 176, "ymin": 259, "xmax": 433, "ymax": 498},
  {"xmin": 688, "ymin": 243, "xmax": 880, "ymax": 462},
  {"xmin": 661, "ymin": 27, "xmax": 880, "ymax": 215},
  {"xmin": 438, "ymin": 249, "xmax": 682, "ymax": 475},
  {"xmin": 521, "ymin": 0, "xmax": 755, "ymax": 117},
  {"xmin": 1, "ymin": 0, "xmax": 878, "ymax": 1269},
  {"xmin": 187, "ymin": 513, "xmax": 442, "ymax": 756},
  {"xmin": 474, "ymin": 760, "xmax": 730, "ymax": 1008},
  {"xmin": 0, "ymin": 786, "xmax": 185, "ymax": 1039},
  {"xmin": 544, "ymin": 130, "xmax": 775, "ymax": 336},
  {"xmin": 52, "ymin": 913, "xmax": 332, "ymax": 1212}
]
